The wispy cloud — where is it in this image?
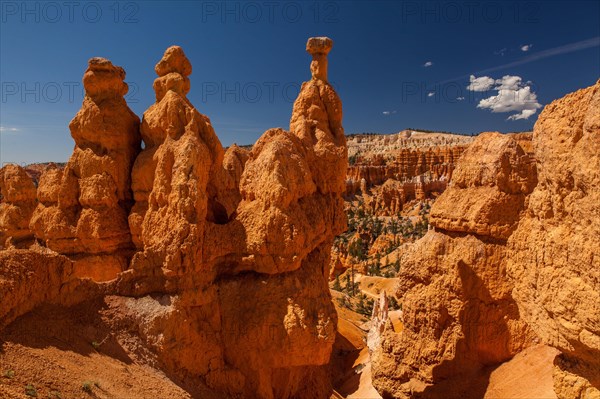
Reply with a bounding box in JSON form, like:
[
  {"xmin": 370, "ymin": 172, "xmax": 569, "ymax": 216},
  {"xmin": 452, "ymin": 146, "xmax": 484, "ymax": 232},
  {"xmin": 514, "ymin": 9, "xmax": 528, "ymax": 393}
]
[
  {"xmin": 0, "ymin": 126, "xmax": 19, "ymax": 133},
  {"xmin": 494, "ymin": 48, "xmax": 508, "ymax": 56},
  {"xmin": 456, "ymin": 97, "xmax": 465, "ymax": 101},
  {"xmin": 477, "ymin": 37, "xmax": 600, "ymax": 75},
  {"xmin": 438, "ymin": 37, "xmax": 600, "ymax": 86},
  {"xmin": 520, "ymin": 44, "xmax": 533, "ymax": 52},
  {"xmin": 382, "ymin": 110, "xmax": 397, "ymax": 116},
  {"xmin": 427, "ymin": 92, "xmax": 435, "ymax": 97},
  {"xmin": 423, "ymin": 61, "xmax": 433, "ymax": 67}
]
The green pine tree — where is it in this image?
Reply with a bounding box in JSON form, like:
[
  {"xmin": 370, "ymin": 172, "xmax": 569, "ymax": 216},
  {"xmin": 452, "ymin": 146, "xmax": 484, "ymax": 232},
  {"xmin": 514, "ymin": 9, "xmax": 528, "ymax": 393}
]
[{"xmin": 333, "ymin": 276, "xmax": 342, "ymax": 291}]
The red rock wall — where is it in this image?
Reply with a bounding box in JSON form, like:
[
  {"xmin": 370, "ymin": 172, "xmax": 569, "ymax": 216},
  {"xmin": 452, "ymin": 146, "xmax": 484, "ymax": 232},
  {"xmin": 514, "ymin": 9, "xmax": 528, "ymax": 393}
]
[{"xmin": 347, "ymin": 146, "xmax": 467, "ymax": 189}]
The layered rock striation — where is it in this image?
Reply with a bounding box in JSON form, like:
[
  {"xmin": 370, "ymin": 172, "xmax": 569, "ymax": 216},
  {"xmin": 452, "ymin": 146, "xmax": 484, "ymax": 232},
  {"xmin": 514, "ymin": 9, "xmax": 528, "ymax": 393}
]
[
  {"xmin": 346, "ymin": 132, "xmax": 473, "ymax": 216},
  {"xmin": 347, "ymin": 145, "xmax": 468, "ymax": 190}
]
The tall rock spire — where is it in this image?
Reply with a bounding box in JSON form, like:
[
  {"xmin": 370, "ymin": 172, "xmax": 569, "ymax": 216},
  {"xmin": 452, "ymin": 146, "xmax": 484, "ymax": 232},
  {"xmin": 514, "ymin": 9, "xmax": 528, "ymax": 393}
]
[
  {"xmin": 128, "ymin": 45, "xmax": 225, "ymax": 273},
  {"xmin": 30, "ymin": 57, "xmax": 140, "ymax": 282},
  {"xmin": 290, "ymin": 37, "xmax": 347, "ymax": 194},
  {"xmin": 306, "ymin": 36, "xmax": 333, "ymax": 82}
]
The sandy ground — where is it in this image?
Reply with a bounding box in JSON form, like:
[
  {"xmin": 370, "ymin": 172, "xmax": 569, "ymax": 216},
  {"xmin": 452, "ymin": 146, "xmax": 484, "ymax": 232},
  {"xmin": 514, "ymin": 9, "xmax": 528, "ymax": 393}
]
[
  {"xmin": 355, "ymin": 275, "xmax": 398, "ymax": 299},
  {"xmin": 1, "ymin": 289, "xmax": 559, "ymax": 399},
  {"xmin": 0, "ymin": 300, "xmax": 217, "ymax": 399},
  {"xmin": 484, "ymin": 344, "xmax": 559, "ymax": 399},
  {"xmin": 331, "ymin": 290, "xmax": 383, "ymax": 399}
]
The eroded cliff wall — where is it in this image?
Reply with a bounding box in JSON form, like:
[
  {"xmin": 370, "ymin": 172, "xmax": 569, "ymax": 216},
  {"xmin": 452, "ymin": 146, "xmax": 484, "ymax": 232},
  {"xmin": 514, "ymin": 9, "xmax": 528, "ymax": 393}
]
[
  {"xmin": 507, "ymin": 81, "xmax": 600, "ymax": 399},
  {"xmin": 370, "ymin": 132, "xmax": 537, "ymax": 398},
  {"xmin": 370, "ymin": 81, "xmax": 600, "ymax": 399}
]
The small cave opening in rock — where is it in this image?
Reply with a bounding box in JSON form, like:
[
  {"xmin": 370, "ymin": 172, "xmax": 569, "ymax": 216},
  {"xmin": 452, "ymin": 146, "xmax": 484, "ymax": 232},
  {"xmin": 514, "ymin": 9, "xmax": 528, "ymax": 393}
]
[{"xmin": 207, "ymin": 199, "xmax": 229, "ymax": 225}]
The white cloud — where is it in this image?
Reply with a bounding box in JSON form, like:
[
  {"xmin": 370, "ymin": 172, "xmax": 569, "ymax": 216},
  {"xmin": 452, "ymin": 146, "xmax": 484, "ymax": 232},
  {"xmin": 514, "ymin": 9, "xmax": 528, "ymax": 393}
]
[
  {"xmin": 467, "ymin": 75, "xmax": 495, "ymax": 92},
  {"xmin": 382, "ymin": 110, "xmax": 397, "ymax": 116},
  {"xmin": 474, "ymin": 75, "xmax": 542, "ymax": 120},
  {"xmin": 456, "ymin": 96, "xmax": 465, "ymax": 101},
  {"xmin": 520, "ymin": 44, "xmax": 532, "ymax": 52},
  {"xmin": 427, "ymin": 92, "xmax": 435, "ymax": 97},
  {"xmin": 0, "ymin": 126, "xmax": 19, "ymax": 133},
  {"xmin": 494, "ymin": 75, "xmax": 522, "ymax": 90},
  {"xmin": 494, "ymin": 48, "xmax": 508, "ymax": 56},
  {"xmin": 423, "ymin": 61, "xmax": 433, "ymax": 67},
  {"xmin": 507, "ymin": 109, "xmax": 537, "ymax": 120}
]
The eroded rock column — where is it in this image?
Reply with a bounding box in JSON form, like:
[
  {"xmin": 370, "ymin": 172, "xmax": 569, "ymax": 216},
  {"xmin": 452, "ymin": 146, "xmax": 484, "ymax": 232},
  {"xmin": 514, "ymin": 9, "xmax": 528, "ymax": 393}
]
[
  {"xmin": 128, "ymin": 45, "xmax": 227, "ymax": 278},
  {"xmin": 30, "ymin": 58, "xmax": 140, "ymax": 281},
  {"xmin": 0, "ymin": 165, "xmax": 37, "ymax": 248},
  {"xmin": 113, "ymin": 39, "xmax": 346, "ymax": 399},
  {"xmin": 214, "ymin": 36, "xmax": 347, "ymax": 399}
]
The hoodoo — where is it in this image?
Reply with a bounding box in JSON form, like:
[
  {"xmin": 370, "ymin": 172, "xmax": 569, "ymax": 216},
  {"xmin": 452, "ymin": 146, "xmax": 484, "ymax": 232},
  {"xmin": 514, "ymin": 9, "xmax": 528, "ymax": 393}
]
[
  {"xmin": 28, "ymin": 58, "xmax": 141, "ymax": 282},
  {"xmin": 0, "ymin": 164, "xmax": 37, "ymax": 248},
  {"xmin": 369, "ymin": 132, "xmax": 537, "ymax": 398},
  {"xmin": 0, "ymin": 38, "xmax": 347, "ymax": 399}
]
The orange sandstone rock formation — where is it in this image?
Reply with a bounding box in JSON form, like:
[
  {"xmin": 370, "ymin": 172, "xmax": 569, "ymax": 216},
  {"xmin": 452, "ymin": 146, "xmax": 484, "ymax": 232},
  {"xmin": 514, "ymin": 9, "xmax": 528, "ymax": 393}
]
[
  {"xmin": 29, "ymin": 58, "xmax": 140, "ymax": 281},
  {"xmin": 507, "ymin": 80, "xmax": 600, "ymax": 399},
  {"xmin": 0, "ymin": 164, "xmax": 37, "ymax": 248},
  {"xmin": 2, "ymin": 39, "xmax": 346, "ymax": 399},
  {"xmin": 370, "ymin": 82, "xmax": 600, "ymax": 399},
  {"xmin": 429, "ymin": 132, "xmax": 537, "ymax": 239},
  {"xmin": 127, "ymin": 44, "xmax": 225, "ymax": 272},
  {"xmin": 346, "ymin": 146, "xmax": 467, "ymax": 190},
  {"xmin": 370, "ymin": 132, "xmax": 537, "ymax": 398},
  {"xmin": 117, "ymin": 39, "xmax": 346, "ymax": 399},
  {"xmin": 0, "ymin": 249, "xmax": 73, "ymax": 328}
]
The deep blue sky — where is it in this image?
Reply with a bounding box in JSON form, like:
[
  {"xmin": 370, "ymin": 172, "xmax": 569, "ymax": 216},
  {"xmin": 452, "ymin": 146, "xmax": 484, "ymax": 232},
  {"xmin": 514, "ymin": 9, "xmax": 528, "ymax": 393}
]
[{"xmin": 1, "ymin": 0, "xmax": 599, "ymax": 164}]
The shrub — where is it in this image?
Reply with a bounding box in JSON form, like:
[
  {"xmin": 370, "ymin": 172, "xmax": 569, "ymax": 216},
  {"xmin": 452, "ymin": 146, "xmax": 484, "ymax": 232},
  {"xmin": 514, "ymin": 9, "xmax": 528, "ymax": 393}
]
[
  {"xmin": 336, "ymin": 295, "xmax": 353, "ymax": 310},
  {"xmin": 82, "ymin": 381, "xmax": 93, "ymax": 393},
  {"xmin": 25, "ymin": 384, "xmax": 37, "ymax": 397},
  {"xmin": 332, "ymin": 276, "xmax": 342, "ymax": 291},
  {"xmin": 389, "ymin": 296, "xmax": 402, "ymax": 310}
]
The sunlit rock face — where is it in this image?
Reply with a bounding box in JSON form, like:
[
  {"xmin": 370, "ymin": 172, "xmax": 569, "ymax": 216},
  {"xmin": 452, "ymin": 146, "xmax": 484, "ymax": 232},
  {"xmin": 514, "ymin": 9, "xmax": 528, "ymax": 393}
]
[
  {"xmin": 507, "ymin": 80, "xmax": 600, "ymax": 399},
  {"xmin": 0, "ymin": 164, "xmax": 37, "ymax": 248},
  {"xmin": 29, "ymin": 57, "xmax": 141, "ymax": 282},
  {"xmin": 1, "ymin": 38, "xmax": 347, "ymax": 399},
  {"xmin": 370, "ymin": 81, "xmax": 600, "ymax": 399},
  {"xmin": 370, "ymin": 132, "xmax": 537, "ymax": 398},
  {"xmin": 120, "ymin": 39, "xmax": 347, "ymax": 398}
]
